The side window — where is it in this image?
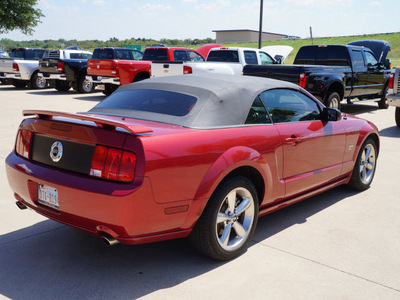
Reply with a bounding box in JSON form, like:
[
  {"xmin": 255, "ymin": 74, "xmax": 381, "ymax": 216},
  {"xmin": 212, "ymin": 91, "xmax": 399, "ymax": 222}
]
[
  {"xmin": 187, "ymin": 51, "xmax": 205, "ymax": 62},
  {"xmin": 115, "ymin": 49, "xmax": 133, "ymax": 60},
  {"xmin": 351, "ymin": 50, "xmax": 365, "ymax": 71},
  {"xmin": 259, "ymin": 52, "xmax": 274, "ymax": 65},
  {"xmin": 364, "ymin": 51, "xmax": 378, "ymax": 67},
  {"xmin": 260, "ymin": 89, "xmax": 321, "ymax": 123},
  {"xmin": 132, "ymin": 50, "xmax": 143, "ymax": 60},
  {"xmin": 174, "ymin": 50, "xmax": 188, "ymax": 61},
  {"xmin": 245, "ymin": 96, "xmax": 272, "ymax": 124},
  {"xmin": 244, "ymin": 51, "xmax": 258, "ymax": 64}
]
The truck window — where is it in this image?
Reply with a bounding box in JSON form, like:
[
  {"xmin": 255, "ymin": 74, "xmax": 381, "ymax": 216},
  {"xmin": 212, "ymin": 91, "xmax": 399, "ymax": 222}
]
[
  {"xmin": 10, "ymin": 49, "xmax": 25, "ymax": 59},
  {"xmin": 187, "ymin": 51, "xmax": 204, "ymax": 62},
  {"xmin": 244, "ymin": 51, "xmax": 258, "ymax": 64},
  {"xmin": 174, "ymin": 50, "xmax": 188, "ymax": 61},
  {"xmin": 93, "ymin": 49, "xmax": 114, "ymax": 59},
  {"xmin": 259, "ymin": 52, "xmax": 274, "ymax": 65},
  {"xmin": 207, "ymin": 50, "xmax": 239, "ymax": 62},
  {"xmin": 364, "ymin": 51, "xmax": 378, "ymax": 67},
  {"xmin": 294, "ymin": 46, "xmax": 349, "ymax": 66},
  {"xmin": 25, "ymin": 49, "xmax": 46, "ymax": 60},
  {"xmin": 143, "ymin": 49, "xmax": 168, "ymax": 61},
  {"xmin": 351, "ymin": 50, "xmax": 365, "ymax": 71},
  {"xmin": 115, "ymin": 49, "xmax": 134, "ymax": 60},
  {"xmin": 131, "ymin": 50, "xmax": 143, "ymax": 60}
]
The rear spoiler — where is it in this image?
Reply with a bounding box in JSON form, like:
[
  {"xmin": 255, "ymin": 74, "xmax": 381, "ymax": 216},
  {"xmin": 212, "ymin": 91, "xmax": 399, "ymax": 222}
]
[{"xmin": 23, "ymin": 110, "xmax": 153, "ymax": 135}]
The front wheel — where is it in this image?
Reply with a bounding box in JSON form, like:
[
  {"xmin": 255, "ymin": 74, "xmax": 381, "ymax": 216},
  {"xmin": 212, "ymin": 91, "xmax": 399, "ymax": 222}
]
[
  {"xmin": 190, "ymin": 176, "xmax": 259, "ymax": 260},
  {"xmin": 395, "ymin": 107, "xmax": 400, "ymax": 128},
  {"xmin": 325, "ymin": 92, "xmax": 341, "ymax": 110},
  {"xmin": 347, "ymin": 137, "xmax": 377, "ymax": 191}
]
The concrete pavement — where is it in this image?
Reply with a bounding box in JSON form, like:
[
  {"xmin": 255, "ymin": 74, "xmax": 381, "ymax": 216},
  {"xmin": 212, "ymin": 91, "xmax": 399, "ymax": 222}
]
[{"xmin": 0, "ymin": 84, "xmax": 399, "ymax": 299}]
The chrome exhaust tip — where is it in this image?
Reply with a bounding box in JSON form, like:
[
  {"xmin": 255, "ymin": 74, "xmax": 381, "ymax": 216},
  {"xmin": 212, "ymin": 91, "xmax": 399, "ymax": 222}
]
[
  {"xmin": 102, "ymin": 234, "xmax": 119, "ymax": 246},
  {"xmin": 16, "ymin": 201, "xmax": 28, "ymax": 210}
]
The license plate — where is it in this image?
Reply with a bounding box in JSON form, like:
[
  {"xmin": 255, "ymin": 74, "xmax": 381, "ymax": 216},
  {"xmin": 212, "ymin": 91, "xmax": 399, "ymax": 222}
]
[
  {"xmin": 96, "ymin": 84, "xmax": 105, "ymax": 90},
  {"xmin": 38, "ymin": 184, "xmax": 59, "ymax": 210}
]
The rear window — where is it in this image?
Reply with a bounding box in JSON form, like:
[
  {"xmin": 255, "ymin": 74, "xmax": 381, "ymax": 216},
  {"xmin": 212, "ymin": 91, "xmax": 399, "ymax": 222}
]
[
  {"xmin": 294, "ymin": 46, "xmax": 349, "ymax": 66},
  {"xmin": 11, "ymin": 49, "xmax": 45, "ymax": 60},
  {"xmin": 142, "ymin": 49, "xmax": 168, "ymax": 61},
  {"xmin": 93, "ymin": 89, "xmax": 197, "ymax": 117},
  {"xmin": 70, "ymin": 53, "xmax": 92, "ymax": 59},
  {"xmin": 207, "ymin": 50, "xmax": 239, "ymax": 62},
  {"xmin": 92, "ymin": 49, "xmax": 114, "ymax": 59}
]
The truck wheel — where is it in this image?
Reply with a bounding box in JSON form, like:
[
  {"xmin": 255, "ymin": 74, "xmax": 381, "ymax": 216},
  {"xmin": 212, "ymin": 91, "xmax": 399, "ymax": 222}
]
[
  {"xmin": 377, "ymin": 87, "xmax": 389, "ymax": 109},
  {"xmin": 55, "ymin": 81, "xmax": 71, "ymax": 92},
  {"xmin": 77, "ymin": 74, "xmax": 94, "ymax": 93},
  {"xmin": 189, "ymin": 176, "xmax": 259, "ymax": 260},
  {"xmin": 325, "ymin": 92, "xmax": 341, "ymax": 110},
  {"xmin": 30, "ymin": 73, "xmax": 47, "ymax": 89},
  {"xmin": 103, "ymin": 84, "xmax": 117, "ymax": 96},
  {"xmin": 347, "ymin": 137, "xmax": 377, "ymax": 191},
  {"xmin": 12, "ymin": 79, "xmax": 27, "ymax": 88},
  {"xmin": 395, "ymin": 107, "xmax": 400, "ymax": 128}
]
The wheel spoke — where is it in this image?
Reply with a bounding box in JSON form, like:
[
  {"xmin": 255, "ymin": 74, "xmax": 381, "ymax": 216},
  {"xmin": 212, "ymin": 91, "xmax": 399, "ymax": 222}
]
[
  {"xmin": 217, "ymin": 212, "xmax": 229, "ymax": 224},
  {"xmin": 366, "ymin": 162, "xmax": 374, "ymax": 171},
  {"xmin": 233, "ymin": 222, "xmax": 246, "ymax": 238},
  {"xmin": 219, "ymin": 223, "xmax": 232, "ymax": 246},
  {"xmin": 226, "ymin": 190, "xmax": 236, "ymax": 214},
  {"xmin": 235, "ymin": 198, "xmax": 251, "ymax": 216}
]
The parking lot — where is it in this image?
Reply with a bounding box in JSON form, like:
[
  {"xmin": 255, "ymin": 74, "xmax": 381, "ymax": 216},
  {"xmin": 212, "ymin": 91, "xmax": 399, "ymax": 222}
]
[{"xmin": 0, "ymin": 84, "xmax": 399, "ymax": 299}]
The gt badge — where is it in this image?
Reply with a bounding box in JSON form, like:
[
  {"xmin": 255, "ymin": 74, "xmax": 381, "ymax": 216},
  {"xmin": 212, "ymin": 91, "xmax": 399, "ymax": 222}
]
[{"xmin": 50, "ymin": 141, "xmax": 63, "ymax": 162}]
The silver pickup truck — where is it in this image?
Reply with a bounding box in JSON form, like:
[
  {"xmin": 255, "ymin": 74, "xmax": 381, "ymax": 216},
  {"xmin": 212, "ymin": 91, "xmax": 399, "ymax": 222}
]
[
  {"xmin": 0, "ymin": 48, "xmax": 47, "ymax": 88},
  {"xmin": 388, "ymin": 67, "xmax": 400, "ymax": 127}
]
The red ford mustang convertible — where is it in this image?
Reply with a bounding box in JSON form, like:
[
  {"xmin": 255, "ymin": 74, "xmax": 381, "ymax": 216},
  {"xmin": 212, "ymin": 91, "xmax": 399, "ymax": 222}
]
[{"xmin": 6, "ymin": 74, "xmax": 379, "ymax": 260}]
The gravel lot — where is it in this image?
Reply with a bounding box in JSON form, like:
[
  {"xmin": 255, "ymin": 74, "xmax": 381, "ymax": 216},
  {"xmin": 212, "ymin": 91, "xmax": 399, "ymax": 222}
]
[{"xmin": 0, "ymin": 84, "xmax": 399, "ymax": 299}]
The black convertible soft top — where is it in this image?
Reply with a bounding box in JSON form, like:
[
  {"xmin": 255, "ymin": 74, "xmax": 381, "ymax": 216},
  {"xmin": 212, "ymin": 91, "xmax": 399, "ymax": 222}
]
[{"xmin": 88, "ymin": 74, "xmax": 300, "ymax": 128}]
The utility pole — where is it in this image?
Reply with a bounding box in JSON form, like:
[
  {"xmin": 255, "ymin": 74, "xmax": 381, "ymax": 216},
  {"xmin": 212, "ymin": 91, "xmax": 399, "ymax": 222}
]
[
  {"xmin": 258, "ymin": 0, "xmax": 263, "ymax": 49},
  {"xmin": 310, "ymin": 26, "xmax": 314, "ymax": 45}
]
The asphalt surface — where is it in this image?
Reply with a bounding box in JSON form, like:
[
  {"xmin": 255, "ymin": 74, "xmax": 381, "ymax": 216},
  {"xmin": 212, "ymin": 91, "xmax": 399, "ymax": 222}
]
[{"xmin": 0, "ymin": 84, "xmax": 399, "ymax": 300}]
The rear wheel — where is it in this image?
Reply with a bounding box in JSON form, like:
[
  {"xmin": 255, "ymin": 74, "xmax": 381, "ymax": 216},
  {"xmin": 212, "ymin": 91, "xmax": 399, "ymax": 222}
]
[
  {"xmin": 325, "ymin": 92, "xmax": 341, "ymax": 110},
  {"xmin": 377, "ymin": 87, "xmax": 389, "ymax": 109},
  {"xmin": 30, "ymin": 72, "xmax": 47, "ymax": 89},
  {"xmin": 190, "ymin": 176, "xmax": 259, "ymax": 260},
  {"xmin": 77, "ymin": 74, "xmax": 94, "ymax": 93},
  {"xmin": 102, "ymin": 84, "xmax": 117, "ymax": 96},
  {"xmin": 395, "ymin": 107, "xmax": 400, "ymax": 128},
  {"xmin": 347, "ymin": 137, "xmax": 377, "ymax": 191},
  {"xmin": 55, "ymin": 81, "xmax": 71, "ymax": 92}
]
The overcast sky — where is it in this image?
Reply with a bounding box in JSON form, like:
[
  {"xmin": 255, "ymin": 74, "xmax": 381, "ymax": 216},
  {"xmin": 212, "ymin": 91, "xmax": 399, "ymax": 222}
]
[{"xmin": 1, "ymin": 0, "xmax": 399, "ymax": 41}]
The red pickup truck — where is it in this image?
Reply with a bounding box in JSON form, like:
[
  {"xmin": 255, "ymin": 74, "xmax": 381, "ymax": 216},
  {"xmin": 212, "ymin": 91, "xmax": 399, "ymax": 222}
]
[{"xmin": 86, "ymin": 46, "xmax": 205, "ymax": 95}]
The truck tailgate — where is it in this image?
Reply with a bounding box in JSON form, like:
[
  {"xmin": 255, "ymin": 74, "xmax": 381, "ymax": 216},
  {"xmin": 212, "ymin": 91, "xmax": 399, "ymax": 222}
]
[
  {"xmin": 87, "ymin": 60, "xmax": 116, "ymax": 77},
  {"xmin": 0, "ymin": 59, "xmax": 14, "ymax": 74},
  {"xmin": 151, "ymin": 61, "xmax": 184, "ymax": 77}
]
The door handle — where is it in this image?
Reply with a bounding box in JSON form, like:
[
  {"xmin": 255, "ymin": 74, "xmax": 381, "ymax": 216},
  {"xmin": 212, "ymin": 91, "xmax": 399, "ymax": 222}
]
[{"xmin": 285, "ymin": 136, "xmax": 301, "ymax": 145}]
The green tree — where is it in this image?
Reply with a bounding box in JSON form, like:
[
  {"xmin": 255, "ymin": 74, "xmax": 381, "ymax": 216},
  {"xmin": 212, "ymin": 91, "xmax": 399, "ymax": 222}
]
[{"xmin": 0, "ymin": 0, "xmax": 44, "ymax": 35}]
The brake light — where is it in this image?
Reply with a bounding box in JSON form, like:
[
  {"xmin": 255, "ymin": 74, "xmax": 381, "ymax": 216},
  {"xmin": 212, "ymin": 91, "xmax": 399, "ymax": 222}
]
[
  {"xmin": 111, "ymin": 61, "xmax": 119, "ymax": 75},
  {"xmin": 15, "ymin": 130, "xmax": 32, "ymax": 159},
  {"xmin": 299, "ymin": 73, "xmax": 307, "ymax": 88},
  {"xmin": 13, "ymin": 63, "xmax": 19, "ymax": 72},
  {"xmin": 57, "ymin": 62, "xmax": 64, "ymax": 72},
  {"xmin": 388, "ymin": 73, "xmax": 394, "ymax": 89},
  {"xmin": 183, "ymin": 66, "xmax": 192, "ymax": 74},
  {"xmin": 90, "ymin": 145, "xmax": 136, "ymax": 182}
]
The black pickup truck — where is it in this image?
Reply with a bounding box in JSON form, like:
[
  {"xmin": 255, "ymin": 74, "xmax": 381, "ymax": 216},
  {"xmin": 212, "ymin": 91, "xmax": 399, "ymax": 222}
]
[
  {"xmin": 243, "ymin": 40, "xmax": 391, "ymax": 109},
  {"xmin": 38, "ymin": 49, "xmax": 94, "ymax": 93}
]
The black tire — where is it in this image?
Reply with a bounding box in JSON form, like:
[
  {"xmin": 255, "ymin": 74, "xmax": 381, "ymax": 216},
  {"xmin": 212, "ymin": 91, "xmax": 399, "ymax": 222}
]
[
  {"xmin": 377, "ymin": 86, "xmax": 389, "ymax": 109},
  {"xmin": 133, "ymin": 72, "xmax": 150, "ymax": 83},
  {"xmin": 347, "ymin": 137, "xmax": 377, "ymax": 191},
  {"xmin": 12, "ymin": 79, "xmax": 27, "ymax": 88},
  {"xmin": 189, "ymin": 176, "xmax": 259, "ymax": 260},
  {"xmin": 325, "ymin": 92, "xmax": 341, "ymax": 110},
  {"xmin": 77, "ymin": 74, "xmax": 94, "ymax": 93},
  {"xmin": 103, "ymin": 84, "xmax": 117, "ymax": 96},
  {"xmin": 55, "ymin": 81, "xmax": 71, "ymax": 92},
  {"xmin": 395, "ymin": 107, "xmax": 400, "ymax": 128},
  {"xmin": 30, "ymin": 72, "xmax": 47, "ymax": 89}
]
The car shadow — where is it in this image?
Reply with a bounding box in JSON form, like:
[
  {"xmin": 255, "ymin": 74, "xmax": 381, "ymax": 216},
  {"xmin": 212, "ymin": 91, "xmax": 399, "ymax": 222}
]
[
  {"xmin": 379, "ymin": 125, "xmax": 400, "ymax": 137},
  {"xmin": 0, "ymin": 185, "xmax": 356, "ymax": 299},
  {"xmin": 340, "ymin": 102, "xmax": 379, "ymax": 115}
]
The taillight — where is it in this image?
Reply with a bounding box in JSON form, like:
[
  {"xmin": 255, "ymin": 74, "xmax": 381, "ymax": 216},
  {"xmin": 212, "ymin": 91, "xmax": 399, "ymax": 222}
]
[
  {"xmin": 90, "ymin": 145, "xmax": 136, "ymax": 182},
  {"xmin": 15, "ymin": 130, "xmax": 32, "ymax": 159},
  {"xmin": 57, "ymin": 62, "xmax": 64, "ymax": 72},
  {"xmin": 299, "ymin": 73, "xmax": 307, "ymax": 88},
  {"xmin": 388, "ymin": 73, "xmax": 394, "ymax": 89},
  {"xmin": 111, "ymin": 61, "xmax": 119, "ymax": 75},
  {"xmin": 183, "ymin": 66, "xmax": 192, "ymax": 74},
  {"xmin": 13, "ymin": 63, "xmax": 19, "ymax": 72}
]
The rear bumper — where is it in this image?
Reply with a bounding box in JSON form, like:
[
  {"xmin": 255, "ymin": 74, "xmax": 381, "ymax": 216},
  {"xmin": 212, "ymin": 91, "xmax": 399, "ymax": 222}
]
[
  {"xmin": 86, "ymin": 75, "xmax": 120, "ymax": 85},
  {"xmin": 0, "ymin": 72, "xmax": 21, "ymax": 79},
  {"xmin": 5, "ymin": 152, "xmax": 194, "ymax": 244},
  {"xmin": 38, "ymin": 72, "xmax": 67, "ymax": 81},
  {"xmin": 388, "ymin": 94, "xmax": 400, "ymax": 107}
]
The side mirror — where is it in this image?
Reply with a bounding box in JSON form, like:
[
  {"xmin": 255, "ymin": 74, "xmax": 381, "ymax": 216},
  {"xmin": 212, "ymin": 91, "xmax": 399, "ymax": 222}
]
[{"xmin": 322, "ymin": 107, "xmax": 342, "ymax": 122}]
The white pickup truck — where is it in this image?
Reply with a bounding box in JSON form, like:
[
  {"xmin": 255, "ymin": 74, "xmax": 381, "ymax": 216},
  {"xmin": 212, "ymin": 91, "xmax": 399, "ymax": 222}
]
[
  {"xmin": 0, "ymin": 48, "xmax": 47, "ymax": 88},
  {"xmin": 388, "ymin": 67, "xmax": 400, "ymax": 127},
  {"xmin": 151, "ymin": 46, "xmax": 293, "ymax": 77}
]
